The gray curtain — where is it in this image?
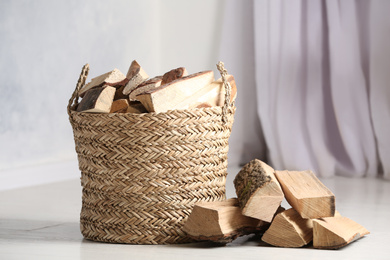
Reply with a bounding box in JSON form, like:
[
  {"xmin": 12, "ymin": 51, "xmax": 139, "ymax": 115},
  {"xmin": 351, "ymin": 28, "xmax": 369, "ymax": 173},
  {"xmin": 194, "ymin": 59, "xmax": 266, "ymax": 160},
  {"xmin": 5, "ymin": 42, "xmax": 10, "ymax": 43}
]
[{"xmin": 220, "ymin": 0, "xmax": 390, "ymax": 179}]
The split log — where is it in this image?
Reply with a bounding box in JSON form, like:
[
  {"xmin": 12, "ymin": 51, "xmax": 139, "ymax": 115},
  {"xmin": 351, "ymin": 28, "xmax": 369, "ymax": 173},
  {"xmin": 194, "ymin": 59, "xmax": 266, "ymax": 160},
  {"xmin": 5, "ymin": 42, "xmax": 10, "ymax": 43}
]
[
  {"xmin": 76, "ymin": 85, "xmax": 116, "ymax": 113},
  {"xmin": 110, "ymin": 99, "xmax": 129, "ymax": 113},
  {"xmin": 275, "ymin": 170, "xmax": 335, "ymax": 219},
  {"xmin": 161, "ymin": 67, "xmax": 188, "ymax": 85},
  {"xmin": 136, "ymin": 70, "xmax": 215, "ymax": 113},
  {"xmin": 79, "ymin": 68, "xmax": 126, "ymax": 97},
  {"xmin": 123, "ymin": 60, "xmax": 149, "ymax": 95},
  {"xmin": 262, "ymin": 208, "xmax": 313, "ymax": 248},
  {"xmin": 183, "ymin": 198, "xmax": 268, "ymax": 243},
  {"xmin": 129, "ymin": 76, "xmax": 163, "ymax": 101},
  {"xmin": 233, "ymin": 159, "xmax": 284, "ymax": 222},
  {"xmin": 174, "ymin": 75, "xmax": 237, "ymax": 110},
  {"xmin": 313, "ymin": 215, "xmax": 369, "ymax": 249}
]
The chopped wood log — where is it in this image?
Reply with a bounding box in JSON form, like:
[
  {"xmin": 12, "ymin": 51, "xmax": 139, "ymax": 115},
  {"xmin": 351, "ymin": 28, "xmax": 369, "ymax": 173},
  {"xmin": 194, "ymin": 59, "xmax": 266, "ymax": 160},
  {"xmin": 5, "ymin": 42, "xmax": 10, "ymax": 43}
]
[
  {"xmin": 136, "ymin": 70, "xmax": 215, "ymax": 113},
  {"xmin": 313, "ymin": 215, "xmax": 369, "ymax": 249},
  {"xmin": 110, "ymin": 99, "xmax": 129, "ymax": 113},
  {"xmin": 161, "ymin": 67, "xmax": 188, "ymax": 85},
  {"xmin": 105, "ymin": 77, "xmax": 129, "ymax": 88},
  {"xmin": 275, "ymin": 170, "xmax": 335, "ymax": 219},
  {"xmin": 175, "ymin": 75, "xmax": 237, "ymax": 110},
  {"xmin": 127, "ymin": 101, "xmax": 148, "ymax": 114},
  {"xmin": 183, "ymin": 198, "xmax": 268, "ymax": 243},
  {"xmin": 129, "ymin": 76, "xmax": 163, "ymax": 101},
  {"xmin": 123, "ymin": 60, "xmax": 149, "ymax": 95},
  {"xmin": 76, "ymin": 85, "xmax": 116, "ymax": 113},
  {"xmin": 79, "ymin": 68, "xmax": 126, "ymax": 97},
  {"xmin": 262, "ymin": 208, "xmax": 313, "ymax": 248},
  {"xmin": 233, "ymin": 159, "xmax": 284, "ymax": 222}
]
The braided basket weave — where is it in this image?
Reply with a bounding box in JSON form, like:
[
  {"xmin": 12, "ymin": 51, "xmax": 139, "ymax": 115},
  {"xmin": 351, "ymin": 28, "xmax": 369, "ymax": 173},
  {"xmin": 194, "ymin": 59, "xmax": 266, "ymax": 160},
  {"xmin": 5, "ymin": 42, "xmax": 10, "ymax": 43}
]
[{"xmin": 67, "ymin": 62, "xmax": 236, "ymax": 244}]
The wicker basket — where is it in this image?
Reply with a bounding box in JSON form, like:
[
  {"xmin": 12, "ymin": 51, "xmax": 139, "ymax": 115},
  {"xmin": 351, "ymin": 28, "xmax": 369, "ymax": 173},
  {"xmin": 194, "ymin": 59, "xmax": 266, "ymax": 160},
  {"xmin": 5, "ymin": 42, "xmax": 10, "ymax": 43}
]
[{"xmin": 67, "ymin": 62, "xmax": 236, "ymax": 244}]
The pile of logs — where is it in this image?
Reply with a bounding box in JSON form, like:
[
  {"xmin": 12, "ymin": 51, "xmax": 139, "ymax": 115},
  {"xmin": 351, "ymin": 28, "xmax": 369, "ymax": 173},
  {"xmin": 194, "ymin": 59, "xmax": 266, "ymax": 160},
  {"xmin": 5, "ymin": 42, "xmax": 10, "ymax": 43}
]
[
  {"xmin": 183, "ymin": 159, "xmax": 369, "ymax": 249},
  {"xmin": 76, "ymin": 60, "xmax": 237, "ymax": 114}
]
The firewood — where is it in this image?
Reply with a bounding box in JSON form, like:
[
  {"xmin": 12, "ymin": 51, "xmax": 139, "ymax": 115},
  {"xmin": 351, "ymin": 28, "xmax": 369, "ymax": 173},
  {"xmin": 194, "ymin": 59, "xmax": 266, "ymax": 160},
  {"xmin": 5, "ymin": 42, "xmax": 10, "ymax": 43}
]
[
  {"xmin": 275, "ymin": 170, "xmax": 335, "ymax": 219},
  {"xmin": 175, "ymin": 75, "xmax": 237, "ymax": 110},
  {"xmin": 110, "ymin": 99, "xmax": 129, "ymax": 113},
  {"xmin": 262, "ymin": 208, "xmax": 313, "ymax": 248},
  {"xmin": 76, "ymin": 85, "xmax": 116, "ymax": 113},
  {"xmin": 129, "ymin": 76, "xmax": 163, "ymax": 101},
  {"xmin": 233, "ymin": 159, "xmax": 284, "ymax": 222},
  {"xmin": 161, "ymin": 67, "xmax": 188, "ymax": 85},
  {"xmin": 122, "ymin": 60, "xmax": 149, "ymax": 95},
  {"xmin": 136, "ymin": 70, "xmax": 215, "ymax": 113},
  {"xmin": 127, "ymin": 101, "xmax": 148, "ymax": 114},
  {"xmin": 79, "ymin": 69, "xmax": 126, "ymax": 97},
  {"xmin": 183, "ymin": 198, "xmax": 268, "ymax": 243},
  {"xmin": 313, "ymin": 215, "xmax": 369, "ymax": 249},
  {"xmin": 105, "ymin": 77, "xmax": 129, "ymax": 88}
]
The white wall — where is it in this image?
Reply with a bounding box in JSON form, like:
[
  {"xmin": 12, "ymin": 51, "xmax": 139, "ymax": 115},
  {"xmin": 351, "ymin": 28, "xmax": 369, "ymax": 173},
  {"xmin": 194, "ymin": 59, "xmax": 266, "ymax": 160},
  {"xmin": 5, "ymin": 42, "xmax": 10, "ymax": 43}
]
[
  {"xmin": 0, "ymin": 0, "xmax": 225, "ymax": 172},
  {"xmin": 0, "ymin": 0, "xmax": 269, "ymax": 191}
]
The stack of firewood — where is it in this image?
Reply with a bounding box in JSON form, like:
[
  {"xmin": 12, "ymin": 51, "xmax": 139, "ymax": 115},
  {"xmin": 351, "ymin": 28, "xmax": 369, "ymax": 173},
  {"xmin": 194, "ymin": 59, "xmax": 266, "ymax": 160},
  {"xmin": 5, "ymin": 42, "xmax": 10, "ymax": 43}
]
[
  {"xmin": 76, "ymin": 60, "xmax": 237, "ymax": 114},
  {"xmin": 183, "ymin": 159, "xmax": 369, "ymax": 249}
]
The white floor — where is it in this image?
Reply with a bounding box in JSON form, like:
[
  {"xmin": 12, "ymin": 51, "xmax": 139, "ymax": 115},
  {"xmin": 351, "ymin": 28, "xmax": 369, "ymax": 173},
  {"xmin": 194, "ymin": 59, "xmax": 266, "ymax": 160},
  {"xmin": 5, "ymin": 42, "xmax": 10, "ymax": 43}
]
[{"xmin": 0, "ymin": 163, "xmax": 389, "ymax": 260}]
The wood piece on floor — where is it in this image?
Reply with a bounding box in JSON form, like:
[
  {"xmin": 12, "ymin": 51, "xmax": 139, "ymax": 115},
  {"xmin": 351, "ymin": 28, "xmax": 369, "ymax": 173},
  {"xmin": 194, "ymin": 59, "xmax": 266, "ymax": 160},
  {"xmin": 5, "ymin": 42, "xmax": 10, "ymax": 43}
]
[
  {"xmin": 233, "ymin": 159, "xmax": 284, "ymax": 222},
  {"xmin": 183, "ymin": 198, "xmax": 268, "ymax": 243},
  {"xmin": 76, "ymin": 85, "xmax": 116, "ymax": 113},
  {"xmin": 262, "ymin": 208, "xmax": 313, "ymax": 248},
  {"xmin": 313, "ymin": 214, "xmax": 369, "ymax": 249},
  {"xmin": 275, "ymin": 170, "xmax": 335, "ymax": 219},
  {"xmin": 79, "ymin": 69, "xmax": 126, "ymax": 97},
  {"xmin": 136, "ymin": 70, "xmax": 215, "ymax": 113},
  {"xmin": 122, "ymin": 60, "xmax": 149, "ymax": 95}
]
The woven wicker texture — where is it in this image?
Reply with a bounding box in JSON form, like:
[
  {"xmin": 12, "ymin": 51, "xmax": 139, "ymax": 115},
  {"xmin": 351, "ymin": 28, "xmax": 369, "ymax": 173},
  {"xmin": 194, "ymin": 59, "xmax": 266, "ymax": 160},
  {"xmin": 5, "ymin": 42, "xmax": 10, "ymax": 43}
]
[{"xmin": 68, "ymin": 63, "xmax": 236, "ymax": 244}]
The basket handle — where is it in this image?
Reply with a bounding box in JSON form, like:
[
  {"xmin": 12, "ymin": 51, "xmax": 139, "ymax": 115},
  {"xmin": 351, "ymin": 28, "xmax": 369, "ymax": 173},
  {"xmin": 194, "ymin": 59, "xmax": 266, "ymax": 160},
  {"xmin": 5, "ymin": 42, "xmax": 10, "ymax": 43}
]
[
  {"xmin": 216, "ymin": 61, "xmax": 232, "ymax": 123},
  {"xmin": 67, "ymin": 63, "xmax": 90, "ymax": 116}
]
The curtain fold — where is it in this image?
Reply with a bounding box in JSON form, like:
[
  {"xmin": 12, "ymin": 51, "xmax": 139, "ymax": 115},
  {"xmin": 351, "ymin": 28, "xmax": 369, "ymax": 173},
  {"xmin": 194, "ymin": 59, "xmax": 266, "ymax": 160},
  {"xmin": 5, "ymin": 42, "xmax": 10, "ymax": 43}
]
[{"xmin": 222, "ymin": 0, "xmax": 389, "ymax": 178}]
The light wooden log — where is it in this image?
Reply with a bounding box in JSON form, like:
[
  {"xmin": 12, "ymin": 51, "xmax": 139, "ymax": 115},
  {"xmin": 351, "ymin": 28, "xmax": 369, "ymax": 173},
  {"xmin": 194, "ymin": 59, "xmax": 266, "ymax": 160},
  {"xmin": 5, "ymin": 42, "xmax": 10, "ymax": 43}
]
[
  {"xmin": 105, "ymin": 77, "xmax": 129, "ymax": 87},
  {"xmin": 262, "ymin": 208, "xmax": 313, "ymax": 248},
  {"xmin": 79, "ymin": 69, "xmax": 126, "ymax": 97},
  {"xmin": 183, "ymin": 198, "xmax": 268, "ymax": 243},
  {"xmin": 110, "ymin": 99, "xmax": 129, "ymax": 113},
  {"xmin": 233, "ymin": 159, "xmax": 284, "ymax": 222},
  {"xmin": 129, "ymin": 76, "xmax": 163, "ymax": 101},
  {"xmin": 123, "ymin": 60, "xmax": 149, "ymax": 95},
  {"xmin": 76, "ymin": 86, "xmax": 116, "ymax": 113},
  {"xmin": 275, "ymin": 170, "xmax": 335, "ymax": 219},
  {"xmin": 136, "ymin": 70, "xmax": 215, "ymax": 113},
  {"xmin": 161, "ymin": 67, "xmax": 188, "ymax": 85},
  {"xmin": 174, "ymin": 75, "xmax": 237, "ymax": 110},
  {"xmin": 313, "ymin": 215, "xmax": 369, "ymax": 249}
]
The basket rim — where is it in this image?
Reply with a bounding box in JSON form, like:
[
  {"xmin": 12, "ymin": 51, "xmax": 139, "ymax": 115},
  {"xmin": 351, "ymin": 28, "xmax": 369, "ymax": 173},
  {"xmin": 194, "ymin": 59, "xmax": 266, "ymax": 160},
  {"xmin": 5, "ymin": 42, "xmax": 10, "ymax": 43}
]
[
  {"xmin": 67, "ymin": 62, "xmax": 234, "ymax": 123},
  {"xmin": 69, "ymin": 103, "xmax": 235, "ymax": 119}
]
